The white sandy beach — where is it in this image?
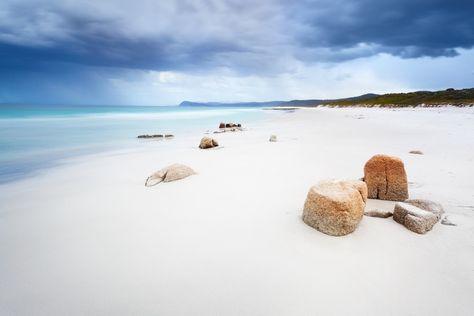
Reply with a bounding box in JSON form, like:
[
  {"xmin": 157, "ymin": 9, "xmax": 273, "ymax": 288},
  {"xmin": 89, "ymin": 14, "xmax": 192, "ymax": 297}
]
[{"xmin": 1, "ymin": 107, "xmax": 474, "ymax": 315}]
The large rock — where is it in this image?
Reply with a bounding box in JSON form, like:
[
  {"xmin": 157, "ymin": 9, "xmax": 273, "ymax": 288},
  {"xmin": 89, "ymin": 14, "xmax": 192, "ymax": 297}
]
[
  {"xmin": 145, "ymin": 163, "xmax": 196, "ymax": 187},
  {"xmin": 393, "ymin": 199, "xmax": 444, "ymax": 234},
  {"xmin": 302, "ymin": 180, "xmax": 367, "ymax": 236},
  {"xmin": 199, "ymin": 137, "xmax": 219, "ymax": 149},
  {"xmin": 363, "ymin": 154, "xmax": 408, "ymax": 201}
]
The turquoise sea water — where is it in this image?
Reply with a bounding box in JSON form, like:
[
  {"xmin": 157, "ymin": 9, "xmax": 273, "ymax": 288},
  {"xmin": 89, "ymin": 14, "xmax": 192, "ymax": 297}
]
[{"xmin": 0, "ymin": 105, "xmax": 266, "ymax": 183}]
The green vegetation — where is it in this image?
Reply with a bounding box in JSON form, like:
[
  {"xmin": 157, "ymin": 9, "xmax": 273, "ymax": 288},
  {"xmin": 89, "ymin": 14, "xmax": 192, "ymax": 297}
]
[{"xmin": 326, "ymin": 88, "xmax": 474, "ymax": 107}]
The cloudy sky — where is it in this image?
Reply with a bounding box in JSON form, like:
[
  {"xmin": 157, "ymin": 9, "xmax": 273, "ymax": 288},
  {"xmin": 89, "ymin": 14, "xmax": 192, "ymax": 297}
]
[{"xmin": 1, "ymin": 0, "xmax": 473, "ymax": 105}]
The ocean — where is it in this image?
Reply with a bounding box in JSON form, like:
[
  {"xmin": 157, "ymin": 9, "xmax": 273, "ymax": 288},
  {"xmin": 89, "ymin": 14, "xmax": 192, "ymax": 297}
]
[{"xmin": 0, "ymin": 104, "xmax": 267, "ymax": 183}]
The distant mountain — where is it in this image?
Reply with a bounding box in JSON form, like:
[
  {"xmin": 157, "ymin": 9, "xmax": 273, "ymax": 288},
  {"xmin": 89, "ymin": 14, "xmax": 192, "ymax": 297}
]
[
  {"xmin": 179, "ymin": 89, "xmax": 474, "ymax": 108},
  {"xmin": 179, "ymin": 101, "xmax": 285, "ymax": 107},
  {"xmin": 179, "ymin": 93, "xmax": 380, "ymax": 108}
]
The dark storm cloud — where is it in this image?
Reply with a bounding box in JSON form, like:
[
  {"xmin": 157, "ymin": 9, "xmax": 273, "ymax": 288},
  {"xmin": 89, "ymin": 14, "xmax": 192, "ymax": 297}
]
[
  {"xmin": 294, "ymin": 0, "xmax": 474, "ymax": 59},
  {"xmin": 0, "ymin": 0, "xmax": 473, "ymax": 72}
]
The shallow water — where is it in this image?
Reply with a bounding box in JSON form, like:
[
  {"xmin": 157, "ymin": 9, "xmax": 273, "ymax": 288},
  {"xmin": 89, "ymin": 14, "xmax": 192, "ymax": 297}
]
[{"xmin": 0, "ymin": 104, "xmax": 266, "ymax": 183}]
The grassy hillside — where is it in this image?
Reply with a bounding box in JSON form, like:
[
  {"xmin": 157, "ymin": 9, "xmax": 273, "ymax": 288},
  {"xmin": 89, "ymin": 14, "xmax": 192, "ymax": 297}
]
[{"xmin": 326, "ymin": 88, "xmax": 474, "ymax": 107}]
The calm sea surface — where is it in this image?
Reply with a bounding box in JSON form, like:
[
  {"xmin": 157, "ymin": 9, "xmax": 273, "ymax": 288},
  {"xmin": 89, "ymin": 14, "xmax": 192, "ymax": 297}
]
[{"xmin": 0, "ymin": 105, "xmax": 266, "ymax": 183}]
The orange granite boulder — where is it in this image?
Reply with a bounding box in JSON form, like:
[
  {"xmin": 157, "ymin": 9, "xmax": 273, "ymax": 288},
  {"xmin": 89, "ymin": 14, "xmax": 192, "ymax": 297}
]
[
  {"xmin": 364, "ymin": 154, "xmax": 408, "ymax": 201},
  {"xmin": 303, "ymin": 180, "xmax": 367, "ymax": 236}
]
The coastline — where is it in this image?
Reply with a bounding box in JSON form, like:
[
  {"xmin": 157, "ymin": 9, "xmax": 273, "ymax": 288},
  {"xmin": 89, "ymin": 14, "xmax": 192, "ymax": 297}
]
[
  {"xmin": 0, "ymin": 106, "xmax": 268, "ymax": 184},
  {"xmin": 1, "ymin": 107, "xmax": 474, "ymax": 315}
]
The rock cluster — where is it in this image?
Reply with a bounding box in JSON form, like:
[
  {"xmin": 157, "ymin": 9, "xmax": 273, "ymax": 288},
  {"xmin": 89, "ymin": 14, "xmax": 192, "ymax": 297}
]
[
  {"xmin": 145, "ymin": 164, "xmax": 196, "ymax": 187},
  {"xmin": 199, "ymin": 137, "xmax": 219, "ymax": 149},
  {"xmin": 214, "ymin": 122, "xmax": 243, "ymax": 133},
  {"xmin": 219, "ymin": 122, "xmax": 241, "ymax": 128},
  {"xmin": 364, "ymin": 154, "xmax": 408, "ymax": 201},
  {"xmin": 303, "ymin": 180, "xmax": 367, "ymax": 236}
]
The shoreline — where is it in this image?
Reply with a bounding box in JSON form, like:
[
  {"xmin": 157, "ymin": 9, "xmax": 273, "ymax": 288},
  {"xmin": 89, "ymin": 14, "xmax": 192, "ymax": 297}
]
[{"xmin": 0, "ymin": 106, "xmax": 271, "ymax": 185}]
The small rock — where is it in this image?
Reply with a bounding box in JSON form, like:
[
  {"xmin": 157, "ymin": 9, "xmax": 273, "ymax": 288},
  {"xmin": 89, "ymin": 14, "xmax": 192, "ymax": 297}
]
[
  {"xmin": 303, "ymin": 180, "xmax": 367, "ymax": 236},
  {"xmin": 145, "ymin": 163, "xmax": 195, "ymax": 187},
  {"xmin": 393, "ymin": 199, "xmax": 444, "ymax": 234},
  {"xmin": 409, "ymin": 150, "xmax": 423, "ymax": 155},
  {"xmin": 199, "ymin": 137, "xmax": 219, "ymax": 149},
  {"xmin": 219, "ymin": 122, "xmax": 226, "ymax": 129},
  {"xmin": 165, "ymin": 134, "xmax": 174, "ymax": 138},
  {"xmin": 269, "ymin": 135, "xmax": 277, "ymax": 142},
  {"xmin": 364, "ymin": 154, "xmax": 408, "ymax": 201},
  {"xmin": 441, "ymin": 216, "xmax": 457, "ymax": 226},
  {"xmin": 364, "ymin": 210, "xmax": 393, "ymax": 218}
]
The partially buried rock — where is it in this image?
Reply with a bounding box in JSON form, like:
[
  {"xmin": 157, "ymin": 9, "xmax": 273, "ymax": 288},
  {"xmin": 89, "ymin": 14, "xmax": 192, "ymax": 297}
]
[
  {"xmin": 393, "ymin": 199, "xmax": 444, "ymax": 234},
  {"xmin": 269, "ymin": 135, "xmax": 277, "ymax": 142},
  {"xmin": 145, "ymin": 163, "xmax": 195, "ymax": 187},
  {"xmin": 409, "ymin": 150, "xmax": 423, "ymax": 155},
  {"xmin": 302, "ymin": 180, "xmax": 367, "ymax": 236},
  {"xmin": 199, "ymin": 137, "xmax": 219, "ymax": 149},
  {"xmin": 364, "ymin": 154, "xmax": 408, "ymax": 201},
  {"xmin": 364, "ymin": 210, "xmax": 393, "ymax": 218}
]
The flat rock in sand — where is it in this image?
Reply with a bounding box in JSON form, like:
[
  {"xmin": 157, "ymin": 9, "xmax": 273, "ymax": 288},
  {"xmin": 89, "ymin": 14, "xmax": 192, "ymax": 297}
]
[
  {"xmin": 364, "ymin": 209, "xmax": 393, "ymax": 218},
  {"xmin": 145, "ymin": 163, "xmax": 196, "ymax": 187},
  {"xmin": 393, "ymin": 199, "xmax": 444, "ymax": 234}
]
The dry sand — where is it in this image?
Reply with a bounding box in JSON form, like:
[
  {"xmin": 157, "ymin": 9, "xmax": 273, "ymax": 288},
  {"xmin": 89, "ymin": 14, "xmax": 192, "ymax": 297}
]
[{"xmin": 1, "ymin": 107, "xmax": 473, "ymax": 315}]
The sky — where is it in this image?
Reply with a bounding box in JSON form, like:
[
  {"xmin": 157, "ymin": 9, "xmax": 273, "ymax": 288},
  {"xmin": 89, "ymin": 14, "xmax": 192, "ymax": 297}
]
[{"xmin": 0, "ymin": 0, "xmax": 473, "ymax": 106}]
